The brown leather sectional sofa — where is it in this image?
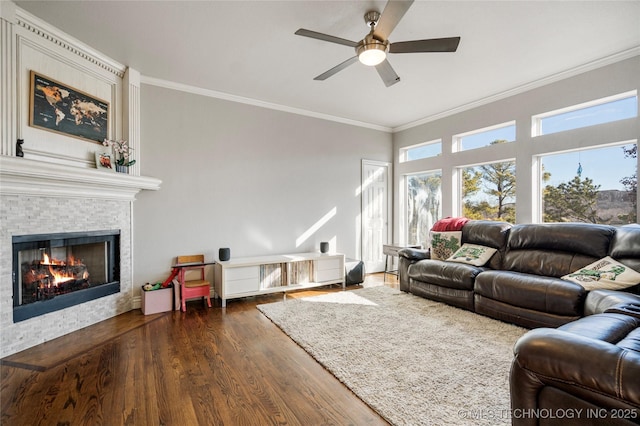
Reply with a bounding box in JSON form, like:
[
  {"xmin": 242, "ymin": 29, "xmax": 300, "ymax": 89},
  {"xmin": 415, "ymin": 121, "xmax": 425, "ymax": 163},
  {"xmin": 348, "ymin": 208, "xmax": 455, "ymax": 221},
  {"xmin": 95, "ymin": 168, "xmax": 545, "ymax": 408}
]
[
  {"xmin": 398, "ymin": 221, "xmax": 640, "ymax": 328},
  {"xmin": 398, "ymin": 221, "xmax": 640, "ymax": 425}
]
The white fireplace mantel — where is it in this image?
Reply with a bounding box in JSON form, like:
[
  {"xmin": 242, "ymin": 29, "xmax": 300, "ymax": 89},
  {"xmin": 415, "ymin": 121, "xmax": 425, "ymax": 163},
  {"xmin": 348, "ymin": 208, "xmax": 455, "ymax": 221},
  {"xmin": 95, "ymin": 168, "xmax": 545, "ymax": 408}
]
[{"xmin": 0, "ymin": 156, "xmax": 161, "ymax": 200}]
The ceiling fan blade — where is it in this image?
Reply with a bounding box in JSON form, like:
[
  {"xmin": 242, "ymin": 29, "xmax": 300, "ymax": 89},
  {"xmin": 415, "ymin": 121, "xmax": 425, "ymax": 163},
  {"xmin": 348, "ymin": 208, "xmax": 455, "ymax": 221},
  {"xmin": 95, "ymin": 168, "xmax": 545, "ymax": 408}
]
[
  {"xmin": 389, "ymin": 37, "xmax": 461, "ymax": 54},
  {"xmin": 374, "ymin": 0, "xmax": 414, "ymax": 40},
  {"xmin": 375, "ymin": 59, "xmax": 401, "ymax": 87},
  {"xmin": 314, "ymin": 56, "xmax": 359, "ymax": 81},
  {"xmin": 295, "ymin": 29, "xmax": 358, "ymax": 47}
]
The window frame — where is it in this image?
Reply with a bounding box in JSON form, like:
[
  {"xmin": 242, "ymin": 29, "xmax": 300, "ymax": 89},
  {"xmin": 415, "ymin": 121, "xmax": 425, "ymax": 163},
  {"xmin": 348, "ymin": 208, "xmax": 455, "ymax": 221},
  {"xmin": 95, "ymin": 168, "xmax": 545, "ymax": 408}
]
[
  {"xmin": 535, "ymin": 140, "xmax": 638, "ymax": 223},
  {"xmin": 399, "ymin": 139, "xmax": 442, "ymax": 163},
  {"xmin": 453, "ymin": 121, "xmax": 516, "ymax": 152},
  {"xmin": 531, "ymin": 90, "xmax": 638, "ymax": 137}
]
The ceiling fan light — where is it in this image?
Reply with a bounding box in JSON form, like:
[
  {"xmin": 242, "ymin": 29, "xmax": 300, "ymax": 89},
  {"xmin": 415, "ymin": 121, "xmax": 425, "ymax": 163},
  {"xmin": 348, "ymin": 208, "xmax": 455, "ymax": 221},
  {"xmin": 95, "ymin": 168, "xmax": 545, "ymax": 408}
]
[
  {"xmin": 359, "ymin": 48, "xmax": 386, "ymax": 66},
  {"xmin": 357, "ymin": 40, "xmax": 387, "ymax": 66}
]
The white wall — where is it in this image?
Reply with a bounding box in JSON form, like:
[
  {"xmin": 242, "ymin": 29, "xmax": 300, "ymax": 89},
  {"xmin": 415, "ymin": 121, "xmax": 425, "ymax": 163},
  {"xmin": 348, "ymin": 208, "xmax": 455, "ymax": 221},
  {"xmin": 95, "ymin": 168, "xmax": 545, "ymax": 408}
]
[
  {"xmin": 393, "ymin": 56, "xmax": 640, "ymax": 243},
  {"xmin": 133, "ymin": 84, "xmax": 392, "ymax": 288}
]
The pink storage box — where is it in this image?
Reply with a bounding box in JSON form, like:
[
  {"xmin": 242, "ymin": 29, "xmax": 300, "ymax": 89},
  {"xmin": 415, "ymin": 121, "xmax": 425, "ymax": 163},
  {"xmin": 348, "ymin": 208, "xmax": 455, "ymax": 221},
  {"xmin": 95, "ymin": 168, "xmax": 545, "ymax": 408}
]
[{"xmin": 141, "ymin": 285, "xmax": 174, "ymax": 315}]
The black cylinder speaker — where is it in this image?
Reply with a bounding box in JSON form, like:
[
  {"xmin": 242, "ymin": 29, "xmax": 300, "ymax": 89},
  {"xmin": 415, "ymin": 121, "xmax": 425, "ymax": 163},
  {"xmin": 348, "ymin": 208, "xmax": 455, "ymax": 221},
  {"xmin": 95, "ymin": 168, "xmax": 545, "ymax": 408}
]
[{"xmin": 219, "ymin": 247, "xmax": 230, "ymax": 261}]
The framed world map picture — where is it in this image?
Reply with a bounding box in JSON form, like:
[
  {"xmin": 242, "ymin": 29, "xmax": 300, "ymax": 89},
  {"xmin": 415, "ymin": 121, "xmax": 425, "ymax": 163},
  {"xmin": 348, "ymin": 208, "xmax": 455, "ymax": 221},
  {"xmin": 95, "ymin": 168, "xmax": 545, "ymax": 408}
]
[{"xmin": 29, "ymin": 71, "xmax": 109, "ymax": 143}]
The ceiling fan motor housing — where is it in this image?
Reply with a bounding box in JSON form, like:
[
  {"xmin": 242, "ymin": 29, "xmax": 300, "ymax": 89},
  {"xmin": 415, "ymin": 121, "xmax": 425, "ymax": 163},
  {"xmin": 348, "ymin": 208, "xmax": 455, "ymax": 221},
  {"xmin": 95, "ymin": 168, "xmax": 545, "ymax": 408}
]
[{"xmin": 364, "ymin": 11, "xmax": 381, "ymax": 27}]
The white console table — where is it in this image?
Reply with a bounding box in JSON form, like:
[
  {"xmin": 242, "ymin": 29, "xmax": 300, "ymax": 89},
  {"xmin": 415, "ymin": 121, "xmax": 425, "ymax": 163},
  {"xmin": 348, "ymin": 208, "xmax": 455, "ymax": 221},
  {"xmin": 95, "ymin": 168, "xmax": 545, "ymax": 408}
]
[{"xmin": 213, "ymin": 252, "xmax": 345, "ymax": 307}]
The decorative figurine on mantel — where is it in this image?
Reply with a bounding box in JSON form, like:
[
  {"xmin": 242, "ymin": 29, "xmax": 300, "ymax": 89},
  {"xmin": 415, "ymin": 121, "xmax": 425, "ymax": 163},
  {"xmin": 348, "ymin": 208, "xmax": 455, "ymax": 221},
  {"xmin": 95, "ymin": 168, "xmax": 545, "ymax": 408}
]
[
  {"xmin": 16, "ymin": 139, "xmax": 24, "ymax": 157},
  {"xmin": 102, "ymin": 138, "xmax": 135, "ymax": 173}
]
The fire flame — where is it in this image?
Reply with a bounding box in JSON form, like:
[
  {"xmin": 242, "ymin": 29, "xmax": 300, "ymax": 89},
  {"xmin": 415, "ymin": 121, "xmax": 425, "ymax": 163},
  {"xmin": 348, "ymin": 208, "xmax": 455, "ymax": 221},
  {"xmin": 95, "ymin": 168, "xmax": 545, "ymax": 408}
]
[
  {"xmin": 48, "ymin": 266, "xmax": 74, "ymax": 285},
  {"xmin": 41, "ymin": 253, "xmax": 82, "ymax": 266},
  {"xmin": 40, "ymin": 253, "xmax": 87, "ymax": 286}
]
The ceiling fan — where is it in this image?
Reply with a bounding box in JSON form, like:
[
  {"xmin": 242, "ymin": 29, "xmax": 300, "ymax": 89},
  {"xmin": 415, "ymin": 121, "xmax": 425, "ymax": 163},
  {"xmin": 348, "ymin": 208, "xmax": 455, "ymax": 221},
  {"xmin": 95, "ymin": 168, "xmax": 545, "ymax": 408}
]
[{"xmin": 295, "ymin": 0, "xmax": 460, "ymax": 87}]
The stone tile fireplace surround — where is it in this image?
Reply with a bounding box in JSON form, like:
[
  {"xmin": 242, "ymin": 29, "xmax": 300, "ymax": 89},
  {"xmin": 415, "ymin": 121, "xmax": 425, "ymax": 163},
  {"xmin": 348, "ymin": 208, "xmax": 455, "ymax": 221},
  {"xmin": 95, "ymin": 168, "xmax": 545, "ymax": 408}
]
[{"xmin": 0, "ymin": 157, "xmax": 161, "ymax": 357}]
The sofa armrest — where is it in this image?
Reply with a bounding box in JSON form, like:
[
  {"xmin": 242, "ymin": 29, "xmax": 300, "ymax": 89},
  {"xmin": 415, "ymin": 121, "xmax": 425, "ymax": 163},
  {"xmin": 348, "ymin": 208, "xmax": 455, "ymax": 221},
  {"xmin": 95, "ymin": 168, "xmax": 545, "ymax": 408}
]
[
  {"xmin": 397, "ymin": 248, "xmax": 430, "ymax": 293},
  {"xmin": 398, "ymin": 247, "xmax": 430, "ymax": 261},
  {"xmin": 585, "ymin": 290, "xmax": 640, "ymax": 315},
  {"xmin": 511, "ymin": 328, "xmax": 640, "ymax": 412}
]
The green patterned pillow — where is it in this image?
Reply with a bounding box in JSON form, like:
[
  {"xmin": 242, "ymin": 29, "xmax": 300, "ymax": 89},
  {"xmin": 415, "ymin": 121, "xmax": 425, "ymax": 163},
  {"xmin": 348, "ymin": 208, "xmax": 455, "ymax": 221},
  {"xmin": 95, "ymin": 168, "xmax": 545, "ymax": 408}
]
[
  {"xmin": 430, "ymin": 231, "xmax": 462, "ymax": 260},
  {"xmin": 562, "ymin": 256, "xmax": 640, "ymax": 291},
  {"xmin": 447, "ymin": 244, "xmax": 497, "ymax": 266}
]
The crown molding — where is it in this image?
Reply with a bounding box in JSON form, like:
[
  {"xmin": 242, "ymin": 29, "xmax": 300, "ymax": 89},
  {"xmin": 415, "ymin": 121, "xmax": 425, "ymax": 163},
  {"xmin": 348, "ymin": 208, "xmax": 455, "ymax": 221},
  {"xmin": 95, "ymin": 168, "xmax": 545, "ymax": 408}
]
[
  {"xmin": 140, "ymin": 76, "xmax": 393, "ymax": 133},
  {"xmin": 14, "ymin": 7, "xmax": 126, "ymax": 78},
  {"xmin": 393, "ymin": 47, "xmax": 640, "ymax": 133}
]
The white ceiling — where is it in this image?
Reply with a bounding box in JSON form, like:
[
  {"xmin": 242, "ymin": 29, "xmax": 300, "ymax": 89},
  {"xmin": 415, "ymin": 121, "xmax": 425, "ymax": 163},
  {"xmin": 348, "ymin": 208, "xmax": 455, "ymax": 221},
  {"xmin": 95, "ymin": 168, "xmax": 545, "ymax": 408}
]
[{"xmin": 14, "ymin": 1, "xmax": 640, "ymax": 131}]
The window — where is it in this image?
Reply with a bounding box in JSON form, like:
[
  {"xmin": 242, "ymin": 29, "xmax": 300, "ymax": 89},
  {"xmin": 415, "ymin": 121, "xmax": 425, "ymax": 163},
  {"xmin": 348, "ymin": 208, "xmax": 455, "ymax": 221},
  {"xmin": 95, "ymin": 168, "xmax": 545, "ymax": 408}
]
[
  {"xmin": 406, "ymin": 172, "xmax": 442, "ymax": 246},
  {"xmin": 461, "ymin": 160, "xmax": 516, "ymax": 223},
  {"xmin": 400, "ymin": 140, "xmax": 442, "ymax": 163},
  {"xmin": 540, "ymin": 143, "xmax": 637, "ymax": 224},
  {"xmin": 533, "ymin": 91, "xmax": 637, "ymax": 136},
  {"xmin": 454, "ymin": 122, "xmax": 515, "ymax": 151}
]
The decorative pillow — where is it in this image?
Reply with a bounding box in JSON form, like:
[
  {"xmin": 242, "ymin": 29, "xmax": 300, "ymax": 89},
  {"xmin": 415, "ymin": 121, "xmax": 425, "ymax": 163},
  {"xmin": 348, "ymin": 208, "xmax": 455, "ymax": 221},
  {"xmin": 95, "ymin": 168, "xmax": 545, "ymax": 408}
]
[
  {"xmin": 447, "ymin": 244, "xmax": 497, "ymax": 266},
  {"xmin": 430, "ymin": 231, "xmax": 462, "ymax": 261},
  {"xmin": 561, "ymin": 256, "xmax": 640, "ymax": 291},
  {"xmin": 431, "ymin": 217, "xmax": 469, "ymax": 232}
]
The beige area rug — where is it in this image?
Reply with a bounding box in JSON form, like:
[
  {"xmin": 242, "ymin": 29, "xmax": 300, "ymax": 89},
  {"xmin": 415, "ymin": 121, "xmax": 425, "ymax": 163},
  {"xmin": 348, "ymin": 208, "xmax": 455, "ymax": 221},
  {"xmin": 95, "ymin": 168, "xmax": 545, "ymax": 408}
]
[{"xmin": 257, "ymin": 286, "xmax": 527, "ymax": 426}]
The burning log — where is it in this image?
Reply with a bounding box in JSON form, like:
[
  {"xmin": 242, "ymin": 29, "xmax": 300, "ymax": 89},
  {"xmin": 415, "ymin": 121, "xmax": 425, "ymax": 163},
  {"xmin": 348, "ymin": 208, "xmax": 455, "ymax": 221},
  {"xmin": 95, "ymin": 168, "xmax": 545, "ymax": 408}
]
[{"xmin": 21, "ymin": 253, "xmax": 90, "ymax": 302}]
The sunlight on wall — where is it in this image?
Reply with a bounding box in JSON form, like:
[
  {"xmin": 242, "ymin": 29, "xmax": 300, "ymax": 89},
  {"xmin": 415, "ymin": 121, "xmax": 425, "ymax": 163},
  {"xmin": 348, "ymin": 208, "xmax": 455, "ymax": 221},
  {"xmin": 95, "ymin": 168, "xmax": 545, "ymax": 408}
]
[
  {"xmin": 355, "ymin": 166, "xmax": 385, "ymax": 197},
  {"xmin": 328, "ymin": 235, "xmax": 337, "ymax": 253},
  {"xmin": 295, "ymin": 207, "xmax": 337, "ymax": 247}
]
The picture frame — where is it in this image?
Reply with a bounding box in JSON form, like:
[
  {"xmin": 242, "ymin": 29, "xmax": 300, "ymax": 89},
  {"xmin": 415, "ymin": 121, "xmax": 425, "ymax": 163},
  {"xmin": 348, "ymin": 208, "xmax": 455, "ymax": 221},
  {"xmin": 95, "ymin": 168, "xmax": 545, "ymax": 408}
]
[
  {"xmin": 95, "ymin": 151, "xmax": 115, "ymax": 172},
  {"xmin": 29, "ymin": 71, "xmax": 109, "ymax": 144}
]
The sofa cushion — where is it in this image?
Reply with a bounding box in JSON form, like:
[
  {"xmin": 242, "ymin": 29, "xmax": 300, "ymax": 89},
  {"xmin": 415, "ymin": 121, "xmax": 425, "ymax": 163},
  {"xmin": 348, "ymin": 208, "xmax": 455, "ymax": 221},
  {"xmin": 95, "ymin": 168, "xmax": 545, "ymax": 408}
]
[
  {"xmin": 503, "ymin": 223, "xmax": 615, "ymax": 278},
  {"xmin": 429, "ymin": 231, "xmax": 462, "ymax": 260},
  {"xmin": 447, "ymin": 243, "xmax": 497, "ymax": 266},
  {"xmin": 557, "ymin": 312, "xmax": 640, "ymax": 344},
  {"xmin": 460, "ymin": 220, "xmax": 512, "ymax": 270},
  {"xmin": 609, "ymin": 223, "xmax": 640, "ymax": 274},
  {"xmin": 562, "ymin": 256, "xmax": 640, "ymax": 291},
  {"xmin": 408, "ymin": 260, "xmax": 484, "ymax": 291},
  {"xmin": 475, "ymin": 295, "xmax": 580, "ymax": 328},
  {"xmin": 409, "ymin": 280, "xmax": 475, "ymax": 311},
  {"xmin": 431, "ymin": 216, "xmax": 469, "ymax": 232},
  {"xmin": 475, "ymin": 270, "xmax": 586, "ymax": 316},
  {"xmin": 584, "ymin": 289, "xmax": 640, "ymax": 315}
]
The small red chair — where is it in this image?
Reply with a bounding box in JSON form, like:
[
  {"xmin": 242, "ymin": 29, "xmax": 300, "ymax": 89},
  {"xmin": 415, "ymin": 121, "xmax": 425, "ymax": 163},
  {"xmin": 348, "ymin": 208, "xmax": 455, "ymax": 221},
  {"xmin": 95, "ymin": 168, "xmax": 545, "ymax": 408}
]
[{"xmin": 176, "ymin": 254, "xmax": 211, "ymax": 312}]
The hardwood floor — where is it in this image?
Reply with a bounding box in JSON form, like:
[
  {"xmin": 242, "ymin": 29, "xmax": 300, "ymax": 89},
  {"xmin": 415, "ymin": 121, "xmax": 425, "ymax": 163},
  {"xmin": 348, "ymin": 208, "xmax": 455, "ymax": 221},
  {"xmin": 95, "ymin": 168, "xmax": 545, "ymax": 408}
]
[{"xmin": 1, "ymin": 274, "xmax": 397, "ymax": 425}]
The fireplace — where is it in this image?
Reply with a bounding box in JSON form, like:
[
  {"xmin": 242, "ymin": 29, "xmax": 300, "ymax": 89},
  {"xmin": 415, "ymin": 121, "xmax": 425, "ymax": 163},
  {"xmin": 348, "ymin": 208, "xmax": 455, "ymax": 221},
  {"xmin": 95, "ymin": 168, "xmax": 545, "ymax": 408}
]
[
  {"xmin": 0, "ymin": 156, "xmax": 160, "ymax": 357},
  {"xmin": 12, "ymin": 230, "xmax": 120, "ymax": 322}
]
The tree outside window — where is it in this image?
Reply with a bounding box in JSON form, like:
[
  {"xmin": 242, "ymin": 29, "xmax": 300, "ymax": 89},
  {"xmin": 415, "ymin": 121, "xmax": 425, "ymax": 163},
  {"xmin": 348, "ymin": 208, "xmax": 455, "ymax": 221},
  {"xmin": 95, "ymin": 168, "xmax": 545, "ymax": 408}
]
[
  {"xmin": 462, "ymin": 140, "xmax": 516, "ymax": 223},
  {"xmin": 407, "ymin": 172, "xmax": 442, "ymax": 246},
  {"xmin": 541, "ymin": 144, "xmax": 637, "ymax": 224}
]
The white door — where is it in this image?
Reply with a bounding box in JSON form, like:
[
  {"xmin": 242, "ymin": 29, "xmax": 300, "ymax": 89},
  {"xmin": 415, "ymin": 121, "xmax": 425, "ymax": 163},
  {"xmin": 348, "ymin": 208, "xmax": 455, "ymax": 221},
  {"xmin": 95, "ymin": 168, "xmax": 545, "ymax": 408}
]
[{"xmin": 361, "ymin": 160, "xmax": 391, "ymax": 273}]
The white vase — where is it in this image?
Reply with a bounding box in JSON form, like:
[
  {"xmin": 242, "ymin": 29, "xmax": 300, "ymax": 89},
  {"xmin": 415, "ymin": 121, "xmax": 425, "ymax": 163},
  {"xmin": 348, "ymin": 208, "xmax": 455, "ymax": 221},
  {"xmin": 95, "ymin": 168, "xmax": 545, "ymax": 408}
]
[{"xmin": 115, "ymin": 165, "xmax": 128, "ymax": 174}]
